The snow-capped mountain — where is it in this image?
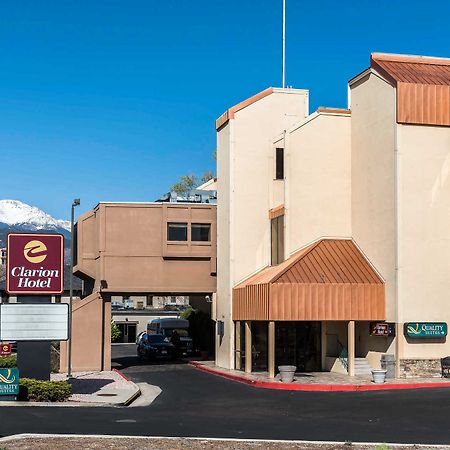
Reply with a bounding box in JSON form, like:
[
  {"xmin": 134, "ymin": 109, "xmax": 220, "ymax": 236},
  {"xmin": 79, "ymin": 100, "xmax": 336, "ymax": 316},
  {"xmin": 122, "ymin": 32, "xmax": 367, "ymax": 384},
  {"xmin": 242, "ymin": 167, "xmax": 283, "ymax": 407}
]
[{"xmin": 0, "ymin": 200, "xmax": 71, "ymax": 248}]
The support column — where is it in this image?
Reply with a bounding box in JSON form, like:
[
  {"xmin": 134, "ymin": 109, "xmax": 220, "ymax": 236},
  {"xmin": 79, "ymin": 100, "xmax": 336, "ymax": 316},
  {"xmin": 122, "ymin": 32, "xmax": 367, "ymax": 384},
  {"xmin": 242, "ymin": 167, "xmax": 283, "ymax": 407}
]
[
  {"xmin": 321, "ymin": 321, "xmax": 327, "ymax": 371},
  {"xmin": 245, "ymin": 321, "xmax": 252, "ymax": 373},
  {"xmin": 268, "ymin": 321, "xmax": 275, "ymax": 378},
  {"xmin": 348, "ymin": 320, "xmax": 355, "ymax": 377},
  {"xmin": 235, "ymin": 321, "xmax": 241, "ymax": 370}
]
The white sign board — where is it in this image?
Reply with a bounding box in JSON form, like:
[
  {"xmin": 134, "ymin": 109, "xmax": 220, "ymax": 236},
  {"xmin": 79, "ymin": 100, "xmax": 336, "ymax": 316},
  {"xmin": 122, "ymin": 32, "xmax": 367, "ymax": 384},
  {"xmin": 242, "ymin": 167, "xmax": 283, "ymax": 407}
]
[{"xmin": 0, "ymin": 304, "xmax": 69, "ymax": 341}]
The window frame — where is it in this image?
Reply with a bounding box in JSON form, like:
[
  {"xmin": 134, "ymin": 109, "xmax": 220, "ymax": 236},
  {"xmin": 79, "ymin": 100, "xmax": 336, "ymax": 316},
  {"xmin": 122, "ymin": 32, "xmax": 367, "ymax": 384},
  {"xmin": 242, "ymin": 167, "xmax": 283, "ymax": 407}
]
[
  {"xmin": 167, "ymin": 222, "xmax": 188, "ymax": 242},
  {"xmin": 191, "ymin": 223, "xmax": 211, "ymax": 242}
]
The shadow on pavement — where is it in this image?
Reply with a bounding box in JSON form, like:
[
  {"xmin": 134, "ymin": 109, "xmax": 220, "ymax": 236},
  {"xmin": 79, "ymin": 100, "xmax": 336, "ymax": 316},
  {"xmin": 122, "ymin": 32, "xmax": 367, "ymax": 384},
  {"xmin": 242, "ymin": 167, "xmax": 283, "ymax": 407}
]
[{"xmin": 68, "ymin": 378, "xmax": 112, "ymax": 394}]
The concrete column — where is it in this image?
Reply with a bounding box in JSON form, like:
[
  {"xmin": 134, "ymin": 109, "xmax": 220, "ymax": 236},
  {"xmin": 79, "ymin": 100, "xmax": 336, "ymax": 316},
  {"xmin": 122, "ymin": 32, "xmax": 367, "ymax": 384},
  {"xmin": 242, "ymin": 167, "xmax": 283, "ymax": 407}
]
[
  {"xmin": 268, "ymin": 321, "xmax": 275, "ymax": 378},
  {"xmin": 245, "ymin": 321, "xmax": 252, "ymax": 373},
  {"xmin": 348, "ymin": 320, "xmax": 355, "ymax": 377},
  {"xmin": 235, "ymin": 321, "xmax": 241, "ymax": 370},
  {"xmin": 321, "ymin": 321, "xmax": 327, "ymax": 371}
]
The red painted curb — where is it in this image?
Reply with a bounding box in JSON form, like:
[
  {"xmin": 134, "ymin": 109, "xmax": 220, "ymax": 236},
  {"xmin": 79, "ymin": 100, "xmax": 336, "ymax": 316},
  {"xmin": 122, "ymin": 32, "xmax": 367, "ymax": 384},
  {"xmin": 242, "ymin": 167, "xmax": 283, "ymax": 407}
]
[
  {"xmin": 189, "ymin": 362, "xmax": 450, "ymax": 392},
  {"xmin": 112, "ymin": 368, "xmax": 130, "ymax": 381}
]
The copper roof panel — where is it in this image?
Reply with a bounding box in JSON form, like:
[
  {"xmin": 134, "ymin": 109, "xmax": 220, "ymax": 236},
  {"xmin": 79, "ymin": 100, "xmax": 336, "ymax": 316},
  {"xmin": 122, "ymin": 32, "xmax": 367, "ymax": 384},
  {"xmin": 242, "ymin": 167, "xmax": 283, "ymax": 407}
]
[{"xmin": 370, "ymin": 53, "xmax": 450, "ymax": 126}]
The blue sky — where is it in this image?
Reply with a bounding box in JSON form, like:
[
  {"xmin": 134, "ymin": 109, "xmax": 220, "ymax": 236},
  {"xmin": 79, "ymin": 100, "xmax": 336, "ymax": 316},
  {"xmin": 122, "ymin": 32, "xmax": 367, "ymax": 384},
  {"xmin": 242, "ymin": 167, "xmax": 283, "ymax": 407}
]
[{"xmin": 1, "ymin": 0, "xmax": 449, "ymax": 220}]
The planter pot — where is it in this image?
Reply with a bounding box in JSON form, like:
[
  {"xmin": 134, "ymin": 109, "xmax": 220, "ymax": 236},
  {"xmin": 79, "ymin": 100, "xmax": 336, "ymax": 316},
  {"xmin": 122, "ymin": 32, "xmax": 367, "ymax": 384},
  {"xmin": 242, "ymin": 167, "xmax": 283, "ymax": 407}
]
[
  {"xmin": 278, "ymin": 365, "xmax": 296, "ymax": 383},
  {"xmin": 371, "ymin": 369, "xmax": 387, "ymax": 384}
]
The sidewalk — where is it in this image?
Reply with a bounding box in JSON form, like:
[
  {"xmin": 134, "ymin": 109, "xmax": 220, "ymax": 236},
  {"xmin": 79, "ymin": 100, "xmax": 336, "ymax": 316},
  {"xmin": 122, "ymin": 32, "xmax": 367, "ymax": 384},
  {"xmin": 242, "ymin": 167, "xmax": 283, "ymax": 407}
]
[
  {"xmin": 190, "ymin": 361, "xmax": 450, "ymax": 391},
  {"xmin": 51, "ymin": 369, "xmax": 140, "ymax": 405}
]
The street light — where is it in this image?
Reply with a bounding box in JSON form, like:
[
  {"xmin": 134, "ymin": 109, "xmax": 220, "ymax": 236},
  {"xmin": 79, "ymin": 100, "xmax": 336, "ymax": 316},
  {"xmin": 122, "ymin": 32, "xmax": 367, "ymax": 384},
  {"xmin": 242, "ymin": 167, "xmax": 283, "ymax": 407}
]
[{"xmin": 68, "ymin": 198, "xmax": 80, "ymax": 378}]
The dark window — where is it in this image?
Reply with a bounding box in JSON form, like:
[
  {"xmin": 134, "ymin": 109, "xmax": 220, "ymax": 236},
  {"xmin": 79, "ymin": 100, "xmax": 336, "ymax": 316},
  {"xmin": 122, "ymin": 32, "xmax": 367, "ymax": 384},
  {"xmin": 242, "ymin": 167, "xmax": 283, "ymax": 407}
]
[
  {"xmin": 147, "ymin": 334, "xmax": 166, "ymax": 344},
  {"xmin": 167, "ymin": 222, "xmax": 188, "ymax": 241},
  {"xmin": 271, "ymin": 215, "xmax": 284, "ymax": 265},
  {"xmin": 275, "ymin": 148, "xmax": 284, "ymax": 180},
  {"xmin": 191, "ymin": 223, "xmax": 211, "ymax": 241}
]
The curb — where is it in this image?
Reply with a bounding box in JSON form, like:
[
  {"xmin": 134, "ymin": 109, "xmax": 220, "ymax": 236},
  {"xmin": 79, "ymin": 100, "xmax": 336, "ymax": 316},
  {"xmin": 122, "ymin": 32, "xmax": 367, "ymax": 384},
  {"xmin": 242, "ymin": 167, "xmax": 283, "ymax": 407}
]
[
  {"xmin": 112, "ymin": 367, "xmax": 130, "ymax": 381},
  {"xmin": 1, "ymin": 433, "xmax": 449, "ymax": 448},
  {"xmin": 190, "ymin": 362, "xmax": 450, "ymax": 392}
]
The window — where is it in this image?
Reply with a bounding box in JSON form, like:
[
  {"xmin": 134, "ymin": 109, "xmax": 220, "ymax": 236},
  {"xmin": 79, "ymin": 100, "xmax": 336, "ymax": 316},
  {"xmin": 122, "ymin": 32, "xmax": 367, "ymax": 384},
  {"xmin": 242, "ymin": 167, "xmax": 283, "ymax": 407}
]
[
  {"xmin": 191, "ymin": 223, "xmax": 211, "ymax": 241},
  {"xmin": 167, "ymin": 222, "xmax": 188, "ymax": 241},
  {"xmin": 275, "ymin": 148, "xmax": 284, "ymax": 180},
  {"xmin": 271, "ymin": 215, "xmax": 284, "ymax": 265}
]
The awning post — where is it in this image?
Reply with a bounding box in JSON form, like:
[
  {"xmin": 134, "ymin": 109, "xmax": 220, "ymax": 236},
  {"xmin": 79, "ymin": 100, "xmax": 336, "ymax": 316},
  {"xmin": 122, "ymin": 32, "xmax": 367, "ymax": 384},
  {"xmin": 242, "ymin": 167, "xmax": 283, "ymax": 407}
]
[
  {"xmin": 348, "ymin": 320, "xmax": 355, "ymax": 376},
  {"xmin": 245, "ymin": 321, "xmax": 252, "ymax": 373},
  {"xmin": 235, "ymin": 321, "xmax": 241, "ymax": 370},
  {"xmin": 268, "ymin": 321, "xmax": 275, "ymax": 378}
]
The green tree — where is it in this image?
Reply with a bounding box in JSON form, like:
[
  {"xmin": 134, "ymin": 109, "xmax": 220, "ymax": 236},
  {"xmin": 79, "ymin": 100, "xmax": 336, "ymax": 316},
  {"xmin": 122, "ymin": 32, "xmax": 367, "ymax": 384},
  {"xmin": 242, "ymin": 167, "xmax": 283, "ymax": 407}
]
[
  {"xmin": 111, "ymin": 320, "xmax": 121, "ymax": 343},
  {"xmin": 170, "ymin": 174, "xmax": 199, "ymax": 197}
]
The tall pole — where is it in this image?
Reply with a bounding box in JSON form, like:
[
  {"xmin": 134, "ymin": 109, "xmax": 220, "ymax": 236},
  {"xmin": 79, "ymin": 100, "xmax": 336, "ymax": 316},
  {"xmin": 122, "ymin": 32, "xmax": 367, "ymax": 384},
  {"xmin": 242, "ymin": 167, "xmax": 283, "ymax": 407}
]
[
  {"xmin": 282, "ymin": 0, "xmax": 286, "ymax": 88},
  {"xmin": 68, "ymin": 198, "xmax": 80, "ymax": 378}
]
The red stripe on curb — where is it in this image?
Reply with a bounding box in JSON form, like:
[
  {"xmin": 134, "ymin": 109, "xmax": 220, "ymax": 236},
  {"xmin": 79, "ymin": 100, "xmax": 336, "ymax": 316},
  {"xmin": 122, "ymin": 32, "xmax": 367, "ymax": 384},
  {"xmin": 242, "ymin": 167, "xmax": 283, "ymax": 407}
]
[
  {"xmin": 189, "ymin": 362, "xmax": 450, "ymax": 392},
  {"xmin": 112, "ymin": 368, "xmax": 130, "ymax": 381}
]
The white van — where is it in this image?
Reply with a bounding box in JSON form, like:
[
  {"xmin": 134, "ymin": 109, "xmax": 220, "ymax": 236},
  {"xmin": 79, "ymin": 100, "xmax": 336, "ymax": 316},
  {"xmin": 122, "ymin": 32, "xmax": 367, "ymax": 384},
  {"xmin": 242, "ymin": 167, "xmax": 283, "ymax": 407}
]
[{"xmin": 147, "ymin": 318, "xmax": 193, "ymax": 356}]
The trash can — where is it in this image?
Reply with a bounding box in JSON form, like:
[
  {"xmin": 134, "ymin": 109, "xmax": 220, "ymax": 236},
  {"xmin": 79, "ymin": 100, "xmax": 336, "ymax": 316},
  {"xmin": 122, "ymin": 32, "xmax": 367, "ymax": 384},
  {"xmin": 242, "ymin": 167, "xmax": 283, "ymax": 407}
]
[{"xmin": 381, "ymin": 354, "xmax": 396, "ymax": 379}]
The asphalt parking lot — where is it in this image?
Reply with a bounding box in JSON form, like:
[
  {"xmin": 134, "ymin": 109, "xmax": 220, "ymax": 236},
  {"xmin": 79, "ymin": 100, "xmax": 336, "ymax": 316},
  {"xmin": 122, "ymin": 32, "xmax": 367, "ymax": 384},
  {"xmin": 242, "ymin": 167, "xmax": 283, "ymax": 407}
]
[{"xmin": 0, "ymin": 344, "xmax": 449, "ymax": 445}]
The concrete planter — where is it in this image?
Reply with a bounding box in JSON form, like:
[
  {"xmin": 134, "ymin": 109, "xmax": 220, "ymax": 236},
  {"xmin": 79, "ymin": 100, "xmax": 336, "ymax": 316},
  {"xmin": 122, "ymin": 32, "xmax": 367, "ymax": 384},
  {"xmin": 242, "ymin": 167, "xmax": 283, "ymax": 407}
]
[
  {"xmin": 278, "ymin": 365, "xmax": 296, "ymax": 383},
  {"xmin": 372, "ymin": 369, "xmax": 387, "ymax": 384}
]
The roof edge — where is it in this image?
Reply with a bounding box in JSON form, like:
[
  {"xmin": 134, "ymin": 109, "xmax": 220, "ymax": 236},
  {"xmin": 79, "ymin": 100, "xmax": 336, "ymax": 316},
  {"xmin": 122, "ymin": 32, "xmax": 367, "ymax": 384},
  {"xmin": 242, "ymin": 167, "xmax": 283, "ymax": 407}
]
[
  {"xmin": 316, "ymin": 107, "xmax": 351, "ymax": 115},
  {"xmin": 371, "ymin": 52, "xmax": 450, "ymax": 66},
  {"xmin": 216, "ymin": 87, "xmax": 274, "ymax": 130}
]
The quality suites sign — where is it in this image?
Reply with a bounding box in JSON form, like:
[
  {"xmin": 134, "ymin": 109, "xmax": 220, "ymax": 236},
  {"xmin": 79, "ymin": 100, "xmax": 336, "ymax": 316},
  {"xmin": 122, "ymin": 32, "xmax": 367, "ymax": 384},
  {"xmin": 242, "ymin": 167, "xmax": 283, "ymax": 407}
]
[{"xmin": 6, "ymin": 233, "xmax": 64, "ymax": 295}]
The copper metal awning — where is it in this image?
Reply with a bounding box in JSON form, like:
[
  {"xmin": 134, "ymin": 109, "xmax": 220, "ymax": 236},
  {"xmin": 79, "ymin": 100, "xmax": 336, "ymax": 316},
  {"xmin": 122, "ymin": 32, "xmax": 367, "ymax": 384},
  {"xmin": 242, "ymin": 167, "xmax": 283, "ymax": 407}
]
[{"xmin": 233, "ymin": 239, "xmax": 385, "ymax": 321}]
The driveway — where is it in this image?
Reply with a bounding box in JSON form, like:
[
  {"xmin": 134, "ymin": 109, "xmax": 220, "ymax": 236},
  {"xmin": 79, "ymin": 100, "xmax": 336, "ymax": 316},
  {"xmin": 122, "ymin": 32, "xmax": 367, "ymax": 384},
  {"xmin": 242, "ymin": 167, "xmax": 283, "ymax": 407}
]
[{"xmin": 0, "ymin": 344, "xmax": 449, "ymax": 445}]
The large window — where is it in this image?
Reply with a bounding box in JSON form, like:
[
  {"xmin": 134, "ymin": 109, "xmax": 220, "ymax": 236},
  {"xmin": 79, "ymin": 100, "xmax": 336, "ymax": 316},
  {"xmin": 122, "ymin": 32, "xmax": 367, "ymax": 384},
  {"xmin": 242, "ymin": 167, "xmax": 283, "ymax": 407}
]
[
  {"xmin": 191, "ymin": 223, "xmax": 211, "ymax": 242},
  {"xmin": 271, "ymin": 215, "xmax": 284, "ymax": 265},
  {"xmin": 275, "ymin": 148, "xmax": 284, "ymax": 180},
  {"xmin": 167, "ymin": 222, "xmax": 188, "ymax": 241}
]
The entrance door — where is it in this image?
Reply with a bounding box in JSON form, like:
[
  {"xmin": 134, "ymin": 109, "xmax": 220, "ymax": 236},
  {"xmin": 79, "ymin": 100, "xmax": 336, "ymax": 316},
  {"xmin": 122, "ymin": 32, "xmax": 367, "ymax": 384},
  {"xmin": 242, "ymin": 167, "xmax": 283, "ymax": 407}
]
[
  {"xmin": 276, "ymin": 322, "xmax": 321, "ymax": 371},
  {"xmin": 117, "ymin": 323, "xmax": 137, "ymax": 343}
]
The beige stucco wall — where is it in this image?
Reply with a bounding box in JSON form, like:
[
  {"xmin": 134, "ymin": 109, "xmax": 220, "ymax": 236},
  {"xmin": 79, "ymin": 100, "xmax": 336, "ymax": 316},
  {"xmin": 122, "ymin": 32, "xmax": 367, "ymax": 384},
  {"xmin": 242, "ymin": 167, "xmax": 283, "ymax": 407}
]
[
  {"xmin": 75, "ymin": 202, "xmax": 217, "ymax": 294},
  {"xmin": 60, "ymin": 293, "xmax": 111, "ymax": 372},
  {"xmin": 350, "ymin": 72, "xmax": 397, "ymax": 321},
  {"xmin": 397, "ymin": 123, "xmax": 450, "ymax": 359},
  {"xmin": 216, "ymin": 88, "xmax": 309, "ymax": 369},
  {"xmin": 287, "ymin": 113, "xmax": 351, "ymax": 255}
]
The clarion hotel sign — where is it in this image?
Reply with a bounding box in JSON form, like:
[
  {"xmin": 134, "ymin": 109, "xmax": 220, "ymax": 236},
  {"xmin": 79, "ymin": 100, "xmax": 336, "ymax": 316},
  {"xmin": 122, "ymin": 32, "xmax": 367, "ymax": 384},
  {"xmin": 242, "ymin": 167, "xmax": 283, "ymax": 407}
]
[{"xmin": 6, "ymin": 233, "xmax": 64, "ymax": 295}]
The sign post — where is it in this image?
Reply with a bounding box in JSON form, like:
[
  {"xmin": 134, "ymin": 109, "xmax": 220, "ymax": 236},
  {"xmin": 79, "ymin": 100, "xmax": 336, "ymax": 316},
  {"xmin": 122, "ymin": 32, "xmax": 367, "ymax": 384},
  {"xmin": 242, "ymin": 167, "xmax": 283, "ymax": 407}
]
[{"xmin": 5, "ymin": 233, "xmax": 65, "ymax": 381}]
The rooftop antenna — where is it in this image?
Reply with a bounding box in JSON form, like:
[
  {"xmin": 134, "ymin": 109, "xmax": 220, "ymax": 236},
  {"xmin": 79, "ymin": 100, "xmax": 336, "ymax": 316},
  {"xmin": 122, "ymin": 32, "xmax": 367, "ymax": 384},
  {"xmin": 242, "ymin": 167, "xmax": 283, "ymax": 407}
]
[{"xmin": 282, "ymin": 0, "xmax": 286, "ymax": 88}]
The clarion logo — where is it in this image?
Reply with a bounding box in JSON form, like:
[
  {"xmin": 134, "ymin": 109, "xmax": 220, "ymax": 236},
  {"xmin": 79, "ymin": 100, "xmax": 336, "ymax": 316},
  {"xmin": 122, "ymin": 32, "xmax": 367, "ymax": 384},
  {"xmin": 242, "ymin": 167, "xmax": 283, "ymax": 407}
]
[{"xmin": 23, "ymin": 240, "xmax": 48, "ymax": 264}]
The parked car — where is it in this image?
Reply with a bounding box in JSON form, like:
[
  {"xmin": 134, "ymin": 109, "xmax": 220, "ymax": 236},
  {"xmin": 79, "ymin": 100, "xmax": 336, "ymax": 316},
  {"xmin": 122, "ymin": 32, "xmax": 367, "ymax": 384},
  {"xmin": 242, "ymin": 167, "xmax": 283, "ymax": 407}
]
[
  {"xmin": 147, "ymin": 318, "xmax": 193, "ymax": 357},
  {"xmin": 137, "ymin": 333, "xmax": 175, "ymax": 361}
]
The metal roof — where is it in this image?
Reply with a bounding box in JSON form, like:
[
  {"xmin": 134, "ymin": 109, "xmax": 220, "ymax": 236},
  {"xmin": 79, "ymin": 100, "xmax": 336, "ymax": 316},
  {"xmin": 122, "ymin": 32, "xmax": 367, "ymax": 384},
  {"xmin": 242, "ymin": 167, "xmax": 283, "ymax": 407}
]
[
  {"xmin": 233, "ymin": 239, "xmax": 385, "ymax": 321},
  {"xmin": 371, "ymin": 53, "xmax": 450, "ymax": 126}
]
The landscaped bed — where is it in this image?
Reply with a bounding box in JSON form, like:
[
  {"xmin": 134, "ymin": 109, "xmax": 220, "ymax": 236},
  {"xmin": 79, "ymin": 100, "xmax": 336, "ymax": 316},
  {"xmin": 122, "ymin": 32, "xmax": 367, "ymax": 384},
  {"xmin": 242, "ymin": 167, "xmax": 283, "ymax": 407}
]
[{"xmin": 0, "ymin": 436, "xmax": 445, "ymax": 450}]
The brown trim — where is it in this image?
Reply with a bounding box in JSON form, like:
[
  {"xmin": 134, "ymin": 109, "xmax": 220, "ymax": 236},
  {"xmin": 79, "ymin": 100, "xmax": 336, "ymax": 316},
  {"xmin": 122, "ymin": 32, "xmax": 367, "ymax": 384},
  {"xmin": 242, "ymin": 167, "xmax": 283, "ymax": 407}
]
[
  {"xmin": 216, "ymin": 87, "xmax": 274, "ymax": 130},
  {"xmin": 372, "ymin": 52, "xmax": 450, "ymax": 66},
  {"xmin": 268, "ymin": 204, "xmax": 285, "ymax": 220},
  {"xmin": 316, "ymin": 107, "xmax": 351, "ymax": 115}
]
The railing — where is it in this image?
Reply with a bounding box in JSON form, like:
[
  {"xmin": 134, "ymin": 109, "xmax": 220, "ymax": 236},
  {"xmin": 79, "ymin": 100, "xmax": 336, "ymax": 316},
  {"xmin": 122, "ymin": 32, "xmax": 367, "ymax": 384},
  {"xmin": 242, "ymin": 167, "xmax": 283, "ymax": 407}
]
[{"xmin": 326, "ymin": 333, "xmax": 348, "ymax": 372}]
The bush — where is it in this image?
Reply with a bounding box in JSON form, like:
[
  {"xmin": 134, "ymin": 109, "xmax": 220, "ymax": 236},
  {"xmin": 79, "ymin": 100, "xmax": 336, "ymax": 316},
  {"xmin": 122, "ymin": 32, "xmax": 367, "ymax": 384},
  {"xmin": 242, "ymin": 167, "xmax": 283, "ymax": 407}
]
[
  {"xmin": 0, "ymin": 355, "xmax": 17, "ymax": 368},
  {"xmin": 111, "ymin": 320, "xmax": 121, "ymax": 342},
  {"xmin": 19, "ymin": 378, "xmax": 72, "ymax": 402}
]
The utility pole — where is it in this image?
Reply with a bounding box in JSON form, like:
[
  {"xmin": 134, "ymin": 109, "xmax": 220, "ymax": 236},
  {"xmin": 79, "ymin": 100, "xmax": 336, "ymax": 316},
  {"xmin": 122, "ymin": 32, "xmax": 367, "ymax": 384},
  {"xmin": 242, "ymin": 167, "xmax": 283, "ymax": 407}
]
[
  {"xmin": 68, "ymin": 198, "xmax": 80, "ymax": 378},
  {"xmin": 282, "ymin": 0, "xmax": 286, "ymax": 88}
]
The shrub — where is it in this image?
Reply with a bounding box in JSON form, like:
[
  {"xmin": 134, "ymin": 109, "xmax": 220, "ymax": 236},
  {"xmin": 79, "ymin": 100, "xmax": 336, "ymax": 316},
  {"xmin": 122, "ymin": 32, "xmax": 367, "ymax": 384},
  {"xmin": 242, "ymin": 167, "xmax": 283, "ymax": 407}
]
[
  {"xmin": 0, "ymin": 355, "xmax": 17, "ymax": 368},
  {"xmin": 111, "ymin": 320, "xmax": 121, "ymax": 342},
  {"xmin": 19, "ymin": 378, "xmax": 72, "ymax": 402}
]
